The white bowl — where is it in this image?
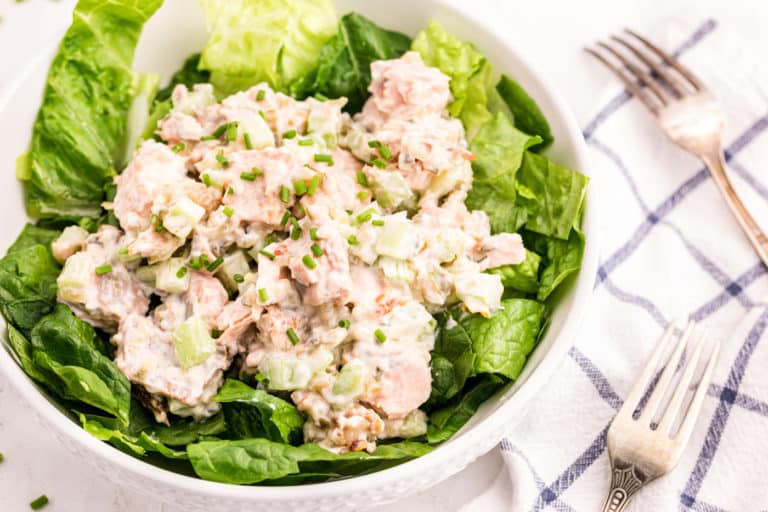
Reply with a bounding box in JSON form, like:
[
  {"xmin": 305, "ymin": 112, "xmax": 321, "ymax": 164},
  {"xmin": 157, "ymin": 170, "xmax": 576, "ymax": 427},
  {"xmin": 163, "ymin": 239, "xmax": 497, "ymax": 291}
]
[{"xmin": 0, "ymin": 0, "xmax": 598, "ymax": 510}]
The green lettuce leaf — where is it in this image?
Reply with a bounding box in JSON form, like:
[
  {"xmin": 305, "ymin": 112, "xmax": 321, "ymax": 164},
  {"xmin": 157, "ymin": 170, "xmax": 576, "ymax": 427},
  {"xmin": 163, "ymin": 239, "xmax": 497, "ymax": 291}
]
[
  {"xmin": 290, "ymin": 13, "xmax": 411, "ymax": 112},
  {"xmin": 516, "ymin": 151, "xmax": 589, "ymax": 240},
  {"xmin": 426, "ymin": 375, "xmax": 504, "ymax": 443},
  {"xmin": 79, "ymin": 413, "xmax": 189, "ymax": 460},
  {"xmin": 156, "ymin": 53, "xmax": 211, "ymax": 102},
  {"xmin": 214, "ymin": 379, "xmax": 304, "ymax": 444},
  {"xmin": 6, "ymin": 224, "xmax": 61, "ymax": 254},
  {"xmin": 0, "ymin": 244, "xmax": 60, "ymax": 334},
  {"xmin": 21, "ymin": 0, "xmax": 162, "ymax": 219},
  {"xmin": 427, "ymin": 311, "xmax": 476, "ymax": 406},
  {"xmin": 496, "ymin": 74, "xmax": 553, "ymax": 148},
  {"xmin": 199, "ymin": 0, "xmax": 337, "ymax": 94},
  {"xmin": 461, "ymin": 299, "xmax": 547, "ymax": 379},
  {"xmin": 487, "ymin": 249, "xmax": 541, "ymax": 294},
  {"xmin": 30, "ymin": 305, "xmax": 131, "ymax": 423},
  {"xmin": 526, "ymin": 228, "xmax": 586, "ymax": 301}
]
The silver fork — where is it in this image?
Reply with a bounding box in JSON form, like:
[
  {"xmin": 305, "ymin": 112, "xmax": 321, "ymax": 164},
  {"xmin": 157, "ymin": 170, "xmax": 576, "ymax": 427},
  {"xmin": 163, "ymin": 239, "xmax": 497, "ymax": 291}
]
[
  {"xmin": 600, "ymin": 322, "xmax": 720, "ymax": 512},
  {"xmin": 585, "ymin": 29, "xmax": 768, "ymax": 268}
]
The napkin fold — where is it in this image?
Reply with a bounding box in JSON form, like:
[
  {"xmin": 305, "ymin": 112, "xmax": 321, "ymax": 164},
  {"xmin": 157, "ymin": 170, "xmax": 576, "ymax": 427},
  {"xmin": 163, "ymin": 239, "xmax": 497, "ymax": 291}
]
[{"xmin": 464, "ymin": 17, "xmax": 768, "ymax": 512}]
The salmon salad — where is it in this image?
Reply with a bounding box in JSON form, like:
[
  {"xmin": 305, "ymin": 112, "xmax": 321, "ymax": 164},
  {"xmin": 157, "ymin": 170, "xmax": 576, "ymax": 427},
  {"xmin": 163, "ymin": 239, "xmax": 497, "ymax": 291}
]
[{"xmin": 3, "ymin": 0, "xmax": 587, "ymax": 484}]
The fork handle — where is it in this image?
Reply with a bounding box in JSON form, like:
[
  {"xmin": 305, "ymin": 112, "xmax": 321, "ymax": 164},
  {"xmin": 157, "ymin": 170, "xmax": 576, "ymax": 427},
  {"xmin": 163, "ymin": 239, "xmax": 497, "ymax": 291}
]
[
  {"xmin": 703, "ymin": 150, "xmax": 768, "ymax": 267},
  {"xmin": 600, "ymin": 464, "xmax": 646, "ymax": 512}
]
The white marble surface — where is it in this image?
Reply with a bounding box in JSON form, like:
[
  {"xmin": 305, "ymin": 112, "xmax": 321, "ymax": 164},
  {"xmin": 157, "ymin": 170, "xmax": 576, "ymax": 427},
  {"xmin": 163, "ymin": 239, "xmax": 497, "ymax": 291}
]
[{"xmin": 1, "ymin": 0, "xmax": 766, "ymax": 510}]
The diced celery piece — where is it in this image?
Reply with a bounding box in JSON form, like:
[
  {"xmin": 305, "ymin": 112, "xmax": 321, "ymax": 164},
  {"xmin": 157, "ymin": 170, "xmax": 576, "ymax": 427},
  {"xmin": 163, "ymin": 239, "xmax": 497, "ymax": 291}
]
[
  {"xmin": 375, "ymin": 218, "xmax": 419, "ymax": 260},
  {"xmin": 332, "ymin": 360, "xmax": 366, "ymax": 402},
  {"xmin": 378, "ymin": 257, "xmax": 415, "ymax": 284},
  {"xmin": 454, "ymin": 272, "xmax": 503, "ymax": 317},
  {"xmin": 134, "ymin": 265, "xmax": 156, "ymax": 285},
  {"xmin": 238, "ymin": 111, "xmax": 274, "ymax": 149},
  {"xmin": 384, "ymin": 302, "xmax": 436, "ymax": 345},
  {"xmin": 399, "ymin": 410, "xmax": 428, "ymax": 438},
  {"xmin": 172, "ymin": 83, "xmax": 216, "ymax": 114},
  {"xmin": 218, "ymin": 250, "xmax": 251, "ymax": 291},
  {"xmin": 428, "ymin": 229, "xmax": 464, "ymax": 263},
  {"xmin": 57, "ymin": 252, "xmax": 94, "ymax": 303},
  {"xmin": 163, "ymin": 197, "xmax": 206, "ymax": 239},
  {"xmin": 307, "ymin": 99, "xmax": 344, "ymax": 149},
  {"xmin": 370, "ymin": 170, "xmax": 415, "ymax": 209},
  {"xmin": 343, "ymin": 130, "xmax": 373, "ymax": 161},
  {"xmin": 173, "ymin": 316, "xmax": 216, "ymax": 370},
  {"xmin": 154, "ymin": 257, "xmax": 190, "ymax": 294},
  {"xmin": 259, "ymin": 348, "xmax": 333, "ymax": 391},
  {"xmin": 51, "ymin": 225, "xmax": 89, "ymax": 264}
]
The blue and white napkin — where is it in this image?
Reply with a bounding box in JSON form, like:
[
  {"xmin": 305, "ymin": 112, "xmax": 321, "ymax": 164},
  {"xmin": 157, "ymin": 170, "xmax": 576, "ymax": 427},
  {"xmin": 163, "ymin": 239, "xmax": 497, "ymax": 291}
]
[{"xmin": 465, "ymin": 17, "xmax": 768, "ymax": 512}]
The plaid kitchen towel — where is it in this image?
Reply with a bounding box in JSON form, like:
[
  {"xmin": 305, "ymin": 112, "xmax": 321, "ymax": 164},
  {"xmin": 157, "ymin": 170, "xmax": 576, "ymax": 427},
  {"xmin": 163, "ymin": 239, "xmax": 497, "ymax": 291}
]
[{"xmin": 464, "ymin": 17, "xmax": 768, "ymax": 512}]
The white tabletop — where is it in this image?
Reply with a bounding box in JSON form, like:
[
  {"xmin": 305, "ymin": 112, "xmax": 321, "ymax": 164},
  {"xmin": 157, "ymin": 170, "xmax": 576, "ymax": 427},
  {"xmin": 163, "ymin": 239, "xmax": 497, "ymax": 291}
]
[{"xmin": 1, "ymin": 0, "xmax": 766, "ymax": 510}]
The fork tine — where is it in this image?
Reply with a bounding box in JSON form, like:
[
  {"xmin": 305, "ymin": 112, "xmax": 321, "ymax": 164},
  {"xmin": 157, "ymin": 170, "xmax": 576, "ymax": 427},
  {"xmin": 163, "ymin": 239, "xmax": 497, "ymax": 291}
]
[
  {"xmin": 656, "ymin": 332, "xmax": 706, "ymax": 435},
  {"xmin": 638, "ymin": 322, "xmax": 695, "ymax": 424},
  {"xmin": 619, "ymin": 323, "xmax": 676, "ymax": 418},
  {"xmin": 596, "ymin": 41, "xmax": 671, "ymax": 105},
  {"xmin": 674, "ymin": 339, "xmax": 720, "ymax": 446},
  {"xmin": 610, "ymin": 34, "xmax": 688, "ymax": 96},
  {"xmin": 584, "ymin": 47, "xmax": 660, "ymax": 114},
  {"xmin": 624, "ymin": 28, "xmax": 704, "ymax": 91}
]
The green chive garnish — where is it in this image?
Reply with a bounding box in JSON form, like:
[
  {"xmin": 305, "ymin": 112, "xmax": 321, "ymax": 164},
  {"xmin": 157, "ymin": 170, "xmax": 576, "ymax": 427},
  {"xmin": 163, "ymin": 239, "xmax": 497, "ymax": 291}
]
[
  {"xmin": 372, "ymin": 219, "xmax": 384, "ymax": 226},
  {"xmin": 259, "ymin": 249, "xmax": 276, "ymax": 260},
  {"xmin": 314, "ymin": 153, "xmax": 334, "ymax": 165},
  {"xmin": 225, "ymin": 122, "xmax": 239, "ymax": 141},
  {"xmin": 280, "ymin": 211, "xmax": 291, "ymax": 226},
  {"xmin": 227, "ymin": 186, "xmax": 235, "ymax": 195},
  {"xmin": 302, "ymin": 255, "xmax": 317, "ymax": 269},
  {"xmin": 243, "ymin": 132, "xmax": 253, "ymax": 149},
  {"xmin": 200, "ymin": 135, "xmax": 217, "ymax": 141},
  {"xmin": 216, "ymin": 150, "xmax": 229, "ymax": 168},
  {"xmin": 207, "ymin": 256, "xmax": 224, "ymax": 272},
  {"xmin": 117, "ymin": 248, "xmax": 129, "ymax": 255},
  {"xmin": 356, "ymin": 191, "xmax": 368, "ymax": 200},
  {"xmin": 347, "ymin": 235, "xmax": 358, "ymax": 245},
  {"xmin": 211, "ymin": 123, "xmax": 230, "ymax": 138},
  {"xmin": 298, "ymin": 138, "xmax": 314, "ymax": 146},
  {"xmin": 280, "ymin": 185, "xmax": 291, "ymax": 203},
  {"xmin": 258, "ymin": 110, "xmax": 267, "ymax": 121},
  {"xmin": 338, "ymin": 319, "xmax": 350, "ymax": 329},
  {"xmin": 374, "ymin": 329, "xmax": 387, "ymax": 343},
  {"xmin": 0, "ymin": 452, "xmax": 5, "ymax": 463},
  {"xmin": 176, "ymin": 266, "xmax": 188, "ymax": 279},
  {"xmin": 293, "ymin": 179, "xmax": 307, "ymax": 195},
  {"xmin": 201, "ymin": 173, "xmax": 212, "ymax": 187},
  {"xmin": 309, "ymin": 227, "xmax": 319, "ymax": 241},
  {"xmin": 307, "ymin": 174, "xmax": 321, "ymax": 196},
  {"xmin": 356, "ymin": 209, "xmax": 373, "ymax": 223},
  {"xmin": 368, "ymin": 140, "xmax": 381, "ymax": 148},
  {"xmin": 282, "ymin": 129, "xmax": 297, "ymax": 139},
  {"xmin": 172, "ymin": 143, "xmax": 185, "ymax": 153},
  {"xmin": 379, "ymin": 144, "xmax": 392, "ymax": 159},
  {"xmin": 256, "ymin": 89, "xmax": 266, "ymax": 101},
  {"xmin": 95, "ymin": 264, "xmax": 112, "ymax": 275},
  {"xmin": 311, "ymin": 243, "xmax": 323, "ymax": 257},
  {"xmin": 290, "ymin": 218, "xmax": 301, "ymax": 240},
  {"xmin": 240, "ymin": 170, "xmax": 259, "ymax": 181},
  {"xmin": 286, "ymin": 328, "xmax": 300, "ymax": 345},
  {"xmin": 258, "ymin": 288, "xmax": 269, "ymax": 302},
  {"xmin": 233, "ymin": 273, "xmax": 245, "ymax": 283},
  {"xmin": 356, "ymin": 170, "xmax": 369, "ymax": 187},
  {"xmin": 188, "ymin": 257, "xmax": 203, "ymax": 270},
  {"xmin": 372, "ymin": 158, "xmax": 387, "ymax": 169},
  {"xmin": 155, "ymin": 221, "xmax": 164, "ymax": 232},
  {"xmin": 211, "ymin": 328, "xmax": 221, "ymax": 339},
  {"xmin": 30, "ymin": 495, "xmax": 48, "ymax": 510},
  {"xmin": 223, "ymin": 205, "xmax": 234, "ymax": 217}
]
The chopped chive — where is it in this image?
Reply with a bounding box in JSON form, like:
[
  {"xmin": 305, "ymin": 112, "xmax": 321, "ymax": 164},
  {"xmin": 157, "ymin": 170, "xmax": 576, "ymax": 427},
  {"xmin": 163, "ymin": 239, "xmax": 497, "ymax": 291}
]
[
  {"xmin": 171, "ymin": 143, "xmax": 185, "ymax": 153},
  {"xmin": 227, "ymin": 186, "xmax": 235, "ymax": 196},
  {"xmin": 259, "ymin": 249, "xmax": 276, "ymax": 260},
  {"xmin": 374, "ymin": 329, "xmax": 387, "ymax": 343},
  {"xmin": 216, "ymin": 150, "xmax": 229, "ymax": 168},
  {"xmin": 293, "ymin": 179, "xmax": 307, "ymax": 195},
  {"xmin": 211, "ymin": 123, "xmax": 230, "ymax": 138},
  {"xmin": 233, "ymin": 273, "xmax": 245, "ymax": 284},
  {"xmin": 372, "ymin": 219, "xmax": 385, "ymax": 226},
  {"xmin": 199, "ymin": 254, "xmax": 210, "ymax": 267},
  {"xmin": 338, "ymin": 319, "xmax": 350, "ymax": 329},
  {"xmin": 201, "ymin": 173, "xmax": 212, "ymax": 187},
  {"xmin": 155, "ymin": 221, "xmax": 164, "ymax": 232},
  {"xmin": 187, "ymin": 257, "xmax": 203, "ymax": 270},
  {"xmin": 290, "ymin": 218, "xmax": 302, "ymax": 240},
  {"xmin": 258, "ymin": 288, "xmax": 269, "ymax": 302},
  {"xmin": 117, "ymin": 248, "xmax": 129, "ymax": 255},
  {"xmin": 256, "ymin": 89, "xmax": 266, "ymax": 101},
  {"xmin": 280, "ymin": 211, "xmax": 291, "ymax": 226},
  {"xmin": 356, "ymin": 209, "xmax": 373, "ymax": 223},
  {"xmin": 0, "ymin": 452, "xmax": 5, "ymax": 462},
  {"xmin": 223, "ymin": 205, "xmax": 235, "ymax": 217},
  {"xmin": 371, "ymin": 158, "xmax": 387, "ymax": 169},
  {"xmin": 240, "ymin": 170, "xmax": 259, "ymax": 181},
  {"xmin": 200, "ymin": 135, "xmax": 217, "ymax": 141},
  {"xmin": 30, "ymin": 495, "xmax": 49, "ymax": 510},
  {"xmin": 280, "ymin": 185, "xmax": 291, "ymax": 203},
  {"xmin": 258, "ymin": 110, "xmax": 267, "ymax": 121},
  {"xmin": 307, "ymin": 174, "xmax": 321, "ymax": 196},
  {"xmin": 347, "ymin": 234, "xmax": 358, "ymax": 245},
  {"xmin": 95, "ymin": 264, "xmax": 112, "ymax": 275},
  {"xmin": 264, "ymin": 233, "xmax": 278, "ymax": 245},
  {"xmin": 311, "ymin": 243, "xmax": 324, "ymax": 257},
  {"xmin": 243, "ymin": 132, "xmax": 253, "ymax": 149},
  {"xmin": 211, "ymin": 328, "xmax": 221, "ymax": 339},
  {"xmin": 313, "ymin": 153, "xmax": 334, "ymax": 165},
  {"xmin": 176, "ymin": 266, "xmax": 188, "ymax": 278},
  {"xmin": 356, "ymin": 170, "xmax": 369, "ymax": 187},
  {"xmin": 367, "ymin": 140, "xmax": 381, "ymax": 149},
  {"xmin": 309, "ymin": 227, "xmax": 319, "ymax": 241},
  {"xmin": 207, "ymin": 256, "xmax": 224, "ymax": 272},
  {"xmin": 282, "ymin": 129, "xmax": 297, "ymax": 139},
  {"xmin": 356, "ymin": 191, "xmax": 368, "ymax": 200},
  {"xmin": 298, "ymin": 138, "xmax": 314, "ymax": 146},
  {"xmin": 302, "ymin": 255, "xmax": 317, "ymax": 269},
  {"xmin": 286, "ymin": 328, "xmax": 300, "ymax": 345},
  {"xmin": 378, "ymin": 144, "xmax": 392, "ymax": 159},
  {"xmin": 225, "ymin": 122, "xmax": 239, "ymax": 141}
]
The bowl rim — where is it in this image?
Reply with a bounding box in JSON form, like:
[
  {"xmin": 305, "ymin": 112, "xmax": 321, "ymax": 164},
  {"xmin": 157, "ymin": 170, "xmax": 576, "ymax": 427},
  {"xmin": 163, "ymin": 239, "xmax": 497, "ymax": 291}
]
[{"xmin": 0, "ymin": 0, "xmax": 598, "ymax": 501}]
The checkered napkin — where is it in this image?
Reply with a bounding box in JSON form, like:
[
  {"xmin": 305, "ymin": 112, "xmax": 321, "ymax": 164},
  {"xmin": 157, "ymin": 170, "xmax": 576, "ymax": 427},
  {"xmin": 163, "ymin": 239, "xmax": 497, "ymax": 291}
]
[{"xmin": 463, "ymin": 17, "xmax": 768, "ymax": 512}]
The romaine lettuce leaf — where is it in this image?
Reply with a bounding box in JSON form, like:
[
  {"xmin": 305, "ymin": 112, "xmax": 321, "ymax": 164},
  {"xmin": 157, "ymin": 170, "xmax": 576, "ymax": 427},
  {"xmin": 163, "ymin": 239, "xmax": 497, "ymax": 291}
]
[
  {"xmin": 427, "ymin": 311, "xmax": 476, "ymax": 406},
  {"xmin": 487, "ymin": 249, "xmax": 541, "ymax": 294},
  {"xmin": 525, "ymin": 228, "xmax": 586, "ymax": 301},
  {"xmin": 290, "ymin": 13, "xmax": 411, "ymax": 112},
  {"xmin": 78, "ymin": 413, "xmax": 189, "ymax": 460},
  {"xmin": 6, "ymin": 224, "xmax": 61, "ymax": 254},
  {"xmin": 0, "ymin": 244, "xmax": 60, "ymax": 334},
  {"xmin": 214, "ymin": 379, "xmax": 304, "ymax": 444},
  {"xmin": 426, "ymin": 375, "xmax": 504, "ymax": 443},
  {"xmin": 199, "ymin": 0, "xmax": 337, "ymax": 95},
  {"xmin": 21, "ymin": 0, "xmax": 162, "ymax": 219},
  {"xmin": 496, "ymin": 74, "xmax": 553, "ymax": 148}
]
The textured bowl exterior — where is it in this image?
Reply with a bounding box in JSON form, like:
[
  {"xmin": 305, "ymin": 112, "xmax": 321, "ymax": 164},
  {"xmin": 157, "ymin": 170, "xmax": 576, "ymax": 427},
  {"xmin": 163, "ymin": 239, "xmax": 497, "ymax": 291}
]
[{"xmin": 0, "ymin": 1, "xmax": 598, "ymax": 510}]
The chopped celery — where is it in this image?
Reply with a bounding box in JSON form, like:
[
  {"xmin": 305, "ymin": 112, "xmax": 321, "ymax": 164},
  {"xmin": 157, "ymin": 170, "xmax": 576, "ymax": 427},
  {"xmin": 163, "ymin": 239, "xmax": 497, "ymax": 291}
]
[
  {"xmin": 237, "ymin": 110, "xmax": 274, "ymax": 149},
  {"xmin": 154, "ymin": 257, "xmax": 190, "ymax": 294},
  {"xmin": 218, "ymin": 250, "xmax": 251, "ymax": 291},
  {"xmin": 454, "ymin": 272, "xmax": 503, "ymax": 317},
  {"xmin": 163, "ymin": 197, "xmax": 205, "ymax": 239},
  {"xmin": 173, "ymin": 316, "xmax": 216, "ymax": 370},
  {"xmin": 383, "ymin": 302, "xmax": 436, "ymax": 345},
  {"xmin": 134, "ymin": 265, "xmax": 156, "ymax": 285},
  {"xmin": 375, "ymin": 217, "xmax": 419, "ymax": 260},
  {"xmin": 331, "ymin": 360, "xmax": 367, "ymax": 404},
  {"xmin": 259, "ymin": 348, "xmax": 333, "ymax": 391},
  {"xmin": 344, "ymin": 130, "xmax": 373, "ymax": 161},
  {"xmin": 57, "ymin": 252, "xmax": 94, "ymax": 303},
  {"xmin": 370, "ymin": 169, "xmax": 415, "ymax": 209},
  {"xmin": 172, "ymin": 83, "xmax": 216, "ymax": 114},
  {"xmin": 378, "ymin": 257, "xmax": 415, "ymax": 284},
  {"xmin": 52, "ymin": 225, "xmax": 88, "ymax": 263},
  {"xmin": 428, "ymin": 229, "xmax": 464, "ymax": 263},
  {"xmin": 399, "ymin": 410, "xmax": 428, "ymax": 438},
  {"xmin": 306, "ymin": 99, "xmax": 345, "ymax": 149},
  {"xmin": 201, "ymin": 170, "xmax": 226, "ymax": 190}
]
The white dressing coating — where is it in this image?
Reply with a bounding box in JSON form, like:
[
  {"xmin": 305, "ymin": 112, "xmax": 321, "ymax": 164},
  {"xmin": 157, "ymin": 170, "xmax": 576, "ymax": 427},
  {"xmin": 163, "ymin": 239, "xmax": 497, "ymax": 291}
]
[{"xmin": 53, "ymin": 52, "xmax": 526, "ymax": 452}]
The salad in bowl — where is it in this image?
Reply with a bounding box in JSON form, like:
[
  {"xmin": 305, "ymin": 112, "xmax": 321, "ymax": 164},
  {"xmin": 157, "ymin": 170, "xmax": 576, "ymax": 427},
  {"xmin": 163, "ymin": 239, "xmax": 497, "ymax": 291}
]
[{"xmin": 1, "ymin": 0, "xmax": 588, "ymax": 486}]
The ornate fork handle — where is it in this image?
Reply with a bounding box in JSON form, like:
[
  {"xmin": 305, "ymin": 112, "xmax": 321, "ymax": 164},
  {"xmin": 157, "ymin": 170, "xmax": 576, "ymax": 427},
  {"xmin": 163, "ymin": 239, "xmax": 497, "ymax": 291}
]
[{"xmin": 600, "ymin": 461, "xmax": 648, "ymax": 512}]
